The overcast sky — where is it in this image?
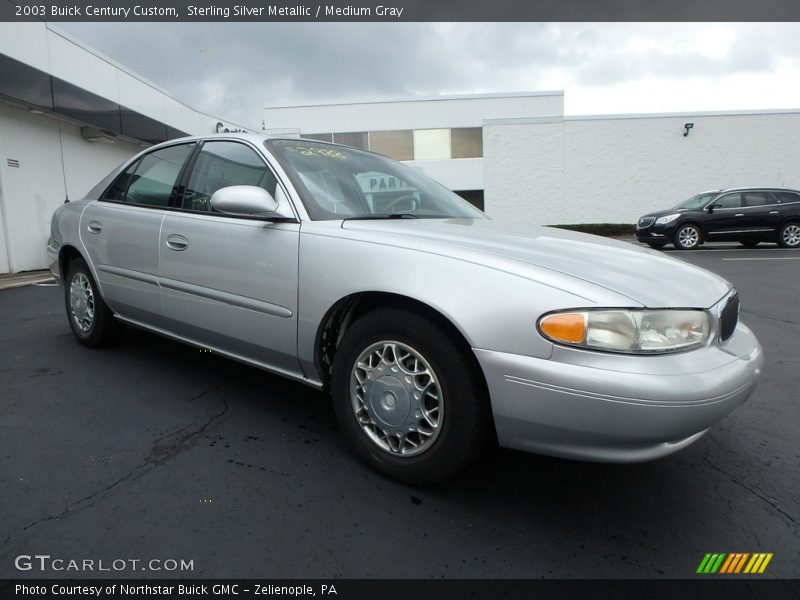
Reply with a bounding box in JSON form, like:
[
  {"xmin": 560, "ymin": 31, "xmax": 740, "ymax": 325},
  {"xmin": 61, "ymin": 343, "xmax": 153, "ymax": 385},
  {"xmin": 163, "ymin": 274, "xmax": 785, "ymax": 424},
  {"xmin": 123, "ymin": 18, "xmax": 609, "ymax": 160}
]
[{"xmin": 57, "ymin": 22, "xmax": 800, "ymax": 129}]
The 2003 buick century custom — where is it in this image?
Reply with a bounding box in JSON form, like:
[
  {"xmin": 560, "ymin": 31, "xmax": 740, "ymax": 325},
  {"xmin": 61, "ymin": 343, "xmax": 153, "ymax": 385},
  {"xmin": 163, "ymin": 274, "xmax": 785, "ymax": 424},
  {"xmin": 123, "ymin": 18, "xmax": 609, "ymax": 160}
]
[{"xmin": 47, "ymin": 134, "xmax": 763, "ymax": 483}]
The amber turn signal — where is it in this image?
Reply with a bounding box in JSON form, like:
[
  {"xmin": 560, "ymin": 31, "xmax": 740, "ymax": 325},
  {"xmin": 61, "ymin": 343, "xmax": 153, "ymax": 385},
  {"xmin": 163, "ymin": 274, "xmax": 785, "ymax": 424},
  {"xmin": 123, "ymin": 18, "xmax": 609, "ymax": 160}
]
[{"xmin": 538, "ymin": 312, "xmax": 587, "ymax": 344}]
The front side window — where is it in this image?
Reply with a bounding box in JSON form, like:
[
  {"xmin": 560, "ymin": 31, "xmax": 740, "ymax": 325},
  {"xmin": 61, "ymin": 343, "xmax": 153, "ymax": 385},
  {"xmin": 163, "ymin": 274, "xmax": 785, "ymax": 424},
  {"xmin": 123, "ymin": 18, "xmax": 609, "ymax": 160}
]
[
  {"xmin": 266, "ymin": 139, "xmax": 486, "ymax": 221},
  {"xmin": 183, "ymin": 141, "xmax": 278, "ymax": 212},
  {"xmin": 713, "ymin": 193, "xmax": 741, "ymax": 209},
  {"xmin": 103, "ymin": 143, "xmax": 195, "ymax": 207}
]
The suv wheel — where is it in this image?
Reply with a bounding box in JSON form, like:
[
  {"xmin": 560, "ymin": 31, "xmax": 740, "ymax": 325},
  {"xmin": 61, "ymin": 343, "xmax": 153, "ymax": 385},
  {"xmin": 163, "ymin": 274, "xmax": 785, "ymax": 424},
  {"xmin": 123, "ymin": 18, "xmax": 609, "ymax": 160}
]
[
  {"xmin": 778, "ymin": 222, "xmax": 800, "ymax": 248},
  {"xmin": 673, "ymin": 224, "xmax": 701, "ymax": 250}
]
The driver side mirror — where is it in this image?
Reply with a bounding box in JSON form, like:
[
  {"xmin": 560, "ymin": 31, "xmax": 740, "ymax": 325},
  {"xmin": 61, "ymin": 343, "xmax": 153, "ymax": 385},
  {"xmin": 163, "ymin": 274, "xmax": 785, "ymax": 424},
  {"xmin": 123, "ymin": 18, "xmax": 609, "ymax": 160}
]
[
  {"xmin": 707, "ymin": 204, "xmax": 721, "ymax": 213},
  {"xmin": 210, "ymin": 185, "xmax": 279, "ymax": 216}
]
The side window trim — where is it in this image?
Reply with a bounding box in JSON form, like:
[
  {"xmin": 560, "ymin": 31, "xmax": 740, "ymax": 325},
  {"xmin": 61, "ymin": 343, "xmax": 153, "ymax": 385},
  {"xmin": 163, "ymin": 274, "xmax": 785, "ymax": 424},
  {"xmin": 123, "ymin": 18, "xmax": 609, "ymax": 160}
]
[{"xmin": 171, "ymin": 142, "xmax": 204, "ymax": 208}]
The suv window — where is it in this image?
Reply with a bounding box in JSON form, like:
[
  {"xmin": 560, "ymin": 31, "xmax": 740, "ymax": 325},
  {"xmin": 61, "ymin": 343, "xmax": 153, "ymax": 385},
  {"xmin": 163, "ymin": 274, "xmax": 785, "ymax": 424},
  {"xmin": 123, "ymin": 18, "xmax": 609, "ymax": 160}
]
[
  {"xmin": 743, "ymin": 192, "xmax": 770, "ymax": 207},
  {"xmin": 183, "ymin": 141, "xmax": 278, "ymax": 212},
  {"xmin": 103, "ymin": 143, "xmax": 195, "ymax": 207},
  {"xmin": 713, "ymin": 193, "xmax": 741, "ymax": 209},
  {"xmin": 773, "ymin": 191, "xmax": 800, "ymax": 204}
]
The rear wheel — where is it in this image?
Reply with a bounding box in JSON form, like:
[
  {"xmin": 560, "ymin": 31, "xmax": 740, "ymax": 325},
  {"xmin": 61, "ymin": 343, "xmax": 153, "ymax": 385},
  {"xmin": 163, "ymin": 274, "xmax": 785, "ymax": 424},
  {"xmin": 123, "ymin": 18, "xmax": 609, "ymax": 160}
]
[
  {"xmin": 673, "ymin": 224, "xmax": 701, "ymax": 250},
  {"xmin": 777, "ymin": 222, "xmax": 800, "ymax": 248},
  {"xmin": 65, "ymin": 258, "xmax": 123, "ymax": 347},
  {"xmin": 331, "ymin": 307, "xmax": 491, "ymax": 484}
]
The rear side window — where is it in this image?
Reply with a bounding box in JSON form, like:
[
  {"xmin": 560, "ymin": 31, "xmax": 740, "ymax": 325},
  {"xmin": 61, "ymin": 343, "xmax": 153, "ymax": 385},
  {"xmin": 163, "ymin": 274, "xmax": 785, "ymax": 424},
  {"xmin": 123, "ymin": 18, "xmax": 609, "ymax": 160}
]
[
  {"xmin": 713, "ymin": 193, "xmax": 741, "ymax": 209},
  {"xmin": 743, "ymin": 192, "xmax": 769, "ymax": 207},
  {"xmin": 774, "ymin": 192, "xmax": 800, "ymax": 204},
  {"xmin": 182, "ymin": 141, "xmax": 278, "ymax": 212},
  {"xmin": 103, "ymin": 143, "xmax": 195, "ymax": 207}
]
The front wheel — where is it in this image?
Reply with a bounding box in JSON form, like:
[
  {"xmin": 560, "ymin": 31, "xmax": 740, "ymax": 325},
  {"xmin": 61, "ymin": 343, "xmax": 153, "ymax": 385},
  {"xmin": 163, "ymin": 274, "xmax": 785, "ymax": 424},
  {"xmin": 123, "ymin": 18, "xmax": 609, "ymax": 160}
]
[
  {"xmin": 331, "ymin": 307, "xmax": 491, "ymax": 484},
  {"xmin": 64, "ymin": 258, "xmax": 124, "ymax": 347},
  {"xmin": 777, "ymin": 222, "xmax": 800, "ymax": 248},
  {"xmin": 673, "ymin": 224, "xmax": 702, "ymax": 250}
]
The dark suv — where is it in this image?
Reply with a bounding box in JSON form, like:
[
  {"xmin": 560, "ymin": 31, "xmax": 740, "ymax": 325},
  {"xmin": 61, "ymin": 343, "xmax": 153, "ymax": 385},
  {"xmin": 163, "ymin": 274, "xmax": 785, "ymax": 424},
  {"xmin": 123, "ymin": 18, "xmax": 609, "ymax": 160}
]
[{"xmin": 636, "ymin": 188, "xmax": 800, "ymax": 250}]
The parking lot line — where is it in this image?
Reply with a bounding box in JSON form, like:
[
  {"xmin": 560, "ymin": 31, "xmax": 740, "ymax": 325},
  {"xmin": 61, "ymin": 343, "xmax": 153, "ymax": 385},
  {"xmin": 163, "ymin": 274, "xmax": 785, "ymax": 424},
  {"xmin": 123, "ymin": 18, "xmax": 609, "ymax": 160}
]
[{"xmin": 721, "ymin": 257, "xmax": 800, "ymax": 261}]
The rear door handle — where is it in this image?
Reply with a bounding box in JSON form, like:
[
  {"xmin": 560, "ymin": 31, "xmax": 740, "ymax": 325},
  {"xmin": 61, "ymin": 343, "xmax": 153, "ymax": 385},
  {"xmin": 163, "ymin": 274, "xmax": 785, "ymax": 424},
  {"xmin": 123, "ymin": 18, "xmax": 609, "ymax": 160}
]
[
  {"xmin": 87, "ymin": 221, "xmax": 102, "ymax": 233},
  {"xmin": 734, "ymin": 213, "xmax": 744, "ymax": 217},
  {"xmin": 769, "ymin": 210, "xmax": 780, "ymax": 214},
  {"xmin": 165, "ymin": 234, "xmax": 189, "ymax": 251}
]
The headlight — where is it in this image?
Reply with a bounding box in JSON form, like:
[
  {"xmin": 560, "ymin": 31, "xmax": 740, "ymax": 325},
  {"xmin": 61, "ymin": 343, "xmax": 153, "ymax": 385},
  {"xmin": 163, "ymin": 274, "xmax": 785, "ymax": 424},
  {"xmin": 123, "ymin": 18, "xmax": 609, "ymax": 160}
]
[
  {"xmin": 655, "ymin": 213, "xmax": 680, "ymax": 225},
  {"xmin": 538, "ymin": 309, "xmax": 710, "ymax": 353}
]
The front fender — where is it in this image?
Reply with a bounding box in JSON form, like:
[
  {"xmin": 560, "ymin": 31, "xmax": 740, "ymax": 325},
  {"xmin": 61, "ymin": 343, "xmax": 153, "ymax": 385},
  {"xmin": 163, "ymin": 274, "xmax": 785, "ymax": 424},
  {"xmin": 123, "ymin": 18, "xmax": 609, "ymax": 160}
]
[{"xmin": 296, "ymin": 222, "xmax": 639, "ymax": 382}]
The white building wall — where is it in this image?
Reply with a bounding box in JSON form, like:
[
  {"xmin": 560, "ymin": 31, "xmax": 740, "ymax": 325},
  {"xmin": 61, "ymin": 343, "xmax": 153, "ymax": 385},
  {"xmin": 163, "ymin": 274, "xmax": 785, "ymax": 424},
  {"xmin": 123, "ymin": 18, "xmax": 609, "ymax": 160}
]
[
  {"xmin": 0, "ymin": 103, "xmax": 141, "ymax": 272},
  {"xmin": 264, "ymin": 93, "xmax": 563, "ymax": 194},
  {"xmin": 484, "ymin": 111, "xmax": 800, "ymax": 226},
  {"xmin": 0, "ymin": 22, "xmax": 253, "ymax": 273}
]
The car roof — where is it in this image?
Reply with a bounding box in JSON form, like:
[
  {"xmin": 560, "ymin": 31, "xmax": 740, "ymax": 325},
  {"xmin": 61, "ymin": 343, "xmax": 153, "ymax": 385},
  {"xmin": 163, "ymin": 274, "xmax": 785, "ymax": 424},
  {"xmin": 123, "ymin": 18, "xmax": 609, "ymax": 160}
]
[{"xmin": 717, "ymin": 186, "xmax": 800, "ymax": 194}]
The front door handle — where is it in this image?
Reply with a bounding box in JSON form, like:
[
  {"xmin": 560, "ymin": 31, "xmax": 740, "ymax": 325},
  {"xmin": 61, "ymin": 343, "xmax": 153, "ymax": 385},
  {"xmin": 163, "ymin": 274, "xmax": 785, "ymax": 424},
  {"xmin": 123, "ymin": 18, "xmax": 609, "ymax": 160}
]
[
  {"xmin": 734, "ymin": 213, "xmax": 744, "ymax": 217},
  {"xmin": 87, "ymin": 221, "xmax": 102, "ymax": 233},
  {"xmin": 165, "ymin": 234, "xmax": 189, "ymax": 251},
  {"xmin": 769, "ymin": 210, "xmax": 780, "ymax": 214}
]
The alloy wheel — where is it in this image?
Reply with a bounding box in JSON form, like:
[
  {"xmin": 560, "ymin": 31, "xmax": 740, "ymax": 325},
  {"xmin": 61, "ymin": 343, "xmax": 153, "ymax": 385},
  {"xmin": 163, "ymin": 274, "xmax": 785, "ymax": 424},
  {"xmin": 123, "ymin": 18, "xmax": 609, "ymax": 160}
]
[
  {"xmin": 350, "ymin": 340, "xmax": 443, "ymax": 457},
  {"xmin": 782, "ymin": 224, "xmax": 800, "ymax": 247},
  {"xmin": 677, "ymin": 226, "xmax": 700, "ymax": 249}
]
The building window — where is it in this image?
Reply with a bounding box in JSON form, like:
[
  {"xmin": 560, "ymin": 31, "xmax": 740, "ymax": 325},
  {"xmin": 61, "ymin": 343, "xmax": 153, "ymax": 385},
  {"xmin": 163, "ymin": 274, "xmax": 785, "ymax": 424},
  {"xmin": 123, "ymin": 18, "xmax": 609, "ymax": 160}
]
[
  {"xmin": 413, "ymin": 129, "xmax": 451, "ymax": 160},
  {"xmin": 369, "ymin": 130, "xmax": 414, "ymax": 161},
  {"xmin": 454, "ymin": 190, "xmax": 484, "ymax": 211},
  {"xmin": 451, "ymin": 127, "xmax": 483, "ymax": 159},
  {"xmin": 333, "ymin": 131, "xmax": 368, "ymax": 150},
  {"xmin": 304, "ymin": 133, "xmax": 333, "ymax": 142}
]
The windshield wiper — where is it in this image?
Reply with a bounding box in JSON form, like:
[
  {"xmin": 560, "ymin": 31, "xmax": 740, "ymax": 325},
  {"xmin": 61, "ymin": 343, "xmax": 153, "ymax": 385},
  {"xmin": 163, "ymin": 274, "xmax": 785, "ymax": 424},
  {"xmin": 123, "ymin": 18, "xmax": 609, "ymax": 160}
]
[{"xmin": 343, "ymin": 213, "xmax": 420, "ymax": 221}]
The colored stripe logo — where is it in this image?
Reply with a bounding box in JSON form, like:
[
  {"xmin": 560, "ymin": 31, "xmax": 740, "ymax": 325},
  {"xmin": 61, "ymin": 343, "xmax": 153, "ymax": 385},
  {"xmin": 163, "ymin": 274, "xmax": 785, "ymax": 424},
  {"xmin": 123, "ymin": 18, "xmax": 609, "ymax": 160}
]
[{"xmin": 697, "ymin": 553, "xmax": 773, "ymax": 574}]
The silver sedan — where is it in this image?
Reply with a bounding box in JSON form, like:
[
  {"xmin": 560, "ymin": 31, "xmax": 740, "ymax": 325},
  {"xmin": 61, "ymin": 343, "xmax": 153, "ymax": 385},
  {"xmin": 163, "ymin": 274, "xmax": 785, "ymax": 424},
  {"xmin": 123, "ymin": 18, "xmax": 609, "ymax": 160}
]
[{"xmin": 47, "ymin": 134, "xmax": 764, "ymax": 483}]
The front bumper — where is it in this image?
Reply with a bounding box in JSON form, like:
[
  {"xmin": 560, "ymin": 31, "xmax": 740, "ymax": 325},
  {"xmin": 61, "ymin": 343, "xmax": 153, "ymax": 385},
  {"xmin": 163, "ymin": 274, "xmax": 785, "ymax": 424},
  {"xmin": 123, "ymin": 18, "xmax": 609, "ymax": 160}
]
[
  {"xmin": 636, "ymin": 223, "xmax": 676, "ymax": 244},
  {"xmin": 475, "ymin": 322, "xmax": 763, "ymax": 462}
]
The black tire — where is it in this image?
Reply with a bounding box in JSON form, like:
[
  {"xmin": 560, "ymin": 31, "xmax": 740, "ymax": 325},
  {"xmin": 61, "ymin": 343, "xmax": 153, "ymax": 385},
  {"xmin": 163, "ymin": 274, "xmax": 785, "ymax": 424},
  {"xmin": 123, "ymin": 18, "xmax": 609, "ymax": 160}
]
[
  {"xmin": 64, "ymin": 257, "xmax": 124, "ymax": 347},
  {"xmin": 646, "ymin": 242, "xmax": 667, "ymax": 250},
  {"xmin": 331, "ymin": 307, "xmax": 491, "ymax": 485},
  {"xmin": 673, "ymin": 223, "xmax": 702, "ymax": 250},
  {"xmin": 738, "ymin": 240, "xmax": 760, "ymax": 248},
  {"xmin": 777, "ymin": 222, "xmax": 800, "ymax": 248}
]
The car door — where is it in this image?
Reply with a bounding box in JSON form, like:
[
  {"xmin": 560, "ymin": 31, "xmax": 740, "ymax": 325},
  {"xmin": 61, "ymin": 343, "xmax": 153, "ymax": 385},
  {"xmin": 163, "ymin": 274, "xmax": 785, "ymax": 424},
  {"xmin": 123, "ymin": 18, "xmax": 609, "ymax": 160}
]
[
  {"xmin": 80, "ymin": 142, "xmax": 196, "ymax": 325},
  {"xmin": 704, "ymin": 192, "xmax": 743, "ymax": 240},
  {"xmin": 158, "ymin": 140, "xmax": 302, "ymax": 376},
  {"xmin": 773, "ymin": 191, "xmax": 800, "ymax": 225},
  {"xmin": 740, "ymin": 191, "xmax": 780, "ymax": 234}
]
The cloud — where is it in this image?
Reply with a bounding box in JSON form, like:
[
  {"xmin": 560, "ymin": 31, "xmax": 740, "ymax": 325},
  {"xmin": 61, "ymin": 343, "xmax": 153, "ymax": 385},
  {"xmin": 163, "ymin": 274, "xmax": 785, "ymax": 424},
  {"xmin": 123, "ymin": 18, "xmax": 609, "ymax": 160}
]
[{"xmin": 55, "ymin": 22, "xmax": 800, "ymax": 126}]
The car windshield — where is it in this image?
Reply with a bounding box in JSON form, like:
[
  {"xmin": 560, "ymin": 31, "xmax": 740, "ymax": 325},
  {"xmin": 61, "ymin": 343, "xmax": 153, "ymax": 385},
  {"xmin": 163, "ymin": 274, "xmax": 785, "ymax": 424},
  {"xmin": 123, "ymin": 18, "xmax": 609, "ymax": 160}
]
[
  {"xmin": 265, "ymin": 139, "xmax": 486, "ymax": 221},
  {"xmin": 674, "ymin": 193, "xmax": 718, "ymax": 210}
]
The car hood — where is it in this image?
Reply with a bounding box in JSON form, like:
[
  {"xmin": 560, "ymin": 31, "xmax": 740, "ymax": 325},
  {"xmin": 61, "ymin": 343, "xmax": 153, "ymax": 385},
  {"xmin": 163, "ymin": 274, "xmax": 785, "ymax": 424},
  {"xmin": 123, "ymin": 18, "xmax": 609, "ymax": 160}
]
[{"xmin": 340, "ymin": 218, "xmax": 731, "ymax": 308}]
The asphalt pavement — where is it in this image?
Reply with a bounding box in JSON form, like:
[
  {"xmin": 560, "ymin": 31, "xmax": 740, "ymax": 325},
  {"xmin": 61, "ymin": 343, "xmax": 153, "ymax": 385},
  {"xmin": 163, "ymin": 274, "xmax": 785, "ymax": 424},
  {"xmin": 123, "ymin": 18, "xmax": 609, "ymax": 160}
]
[{"xmin": 0, "ymin": 244, "xmax": 798, "ymax": 579}]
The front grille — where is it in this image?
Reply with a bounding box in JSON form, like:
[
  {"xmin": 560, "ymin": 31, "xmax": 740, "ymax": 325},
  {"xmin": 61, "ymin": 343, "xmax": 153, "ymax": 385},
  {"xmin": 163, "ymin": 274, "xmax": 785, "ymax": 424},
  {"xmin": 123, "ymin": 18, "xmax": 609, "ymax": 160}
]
[
  {"xmin": 719, "ymin": 292, "xmax": 740, "ymax": 342},
  {"xmin": 637, "ymin": 217, "xmax": 655, "ymax": 229}
]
